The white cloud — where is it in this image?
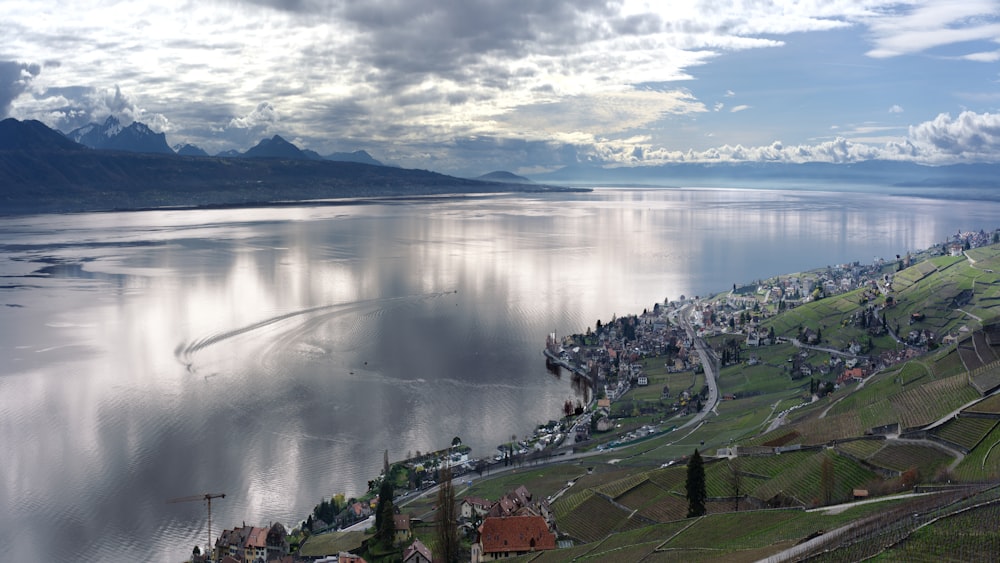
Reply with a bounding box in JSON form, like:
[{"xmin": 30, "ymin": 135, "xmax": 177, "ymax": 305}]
[
  {"xmin": 889, "ymin": 104, "xmax": 904, "ymax": 113},
  {"xmin": 11, "ymin": 83, "xmax": 170, "ymax": 132},
  {"xmin": 961, "ymin": 49, "xmax": 1000, "ymax": 62},
  {"xmin": 730, "ymin": 104, "xmax": 750, "ymax": 113},
  {"xmin": 597, "ymin": 111, "xmax": 1000, "ymax": 166},
  {"xmin": 906, "ymin": 110, "xmax": 1000, "ymax": 161},
  {"xmin": 864, "ymin": 1, "xmax": 1000, "ymax": 58},
  {"xmin": 713, "ymin": 102, "xmax": 724, "ymax": 111},
  {"xmin": 228, "ymin": 102, "xmax": 279, "ymax": 130},
  {"xmin": 724, "ymin": 89, "xmax": 735, "ymax": 97}
]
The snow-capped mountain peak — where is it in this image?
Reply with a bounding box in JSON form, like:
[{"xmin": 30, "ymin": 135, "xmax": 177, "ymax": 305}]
[{"xmin": 66, "ymin": 115, "xmax": 173, "ymax": 154}]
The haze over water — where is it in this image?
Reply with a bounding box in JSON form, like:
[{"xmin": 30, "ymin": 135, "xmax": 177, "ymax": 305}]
[{"xmin": 1, "ymin": 187, "xmax": 996, "ymax": 561}]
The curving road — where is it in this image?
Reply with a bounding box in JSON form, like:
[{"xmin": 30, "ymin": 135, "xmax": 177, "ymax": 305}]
[{"xmin": 677, "ymin": 303, "xmax": 720, "ymax": 430}]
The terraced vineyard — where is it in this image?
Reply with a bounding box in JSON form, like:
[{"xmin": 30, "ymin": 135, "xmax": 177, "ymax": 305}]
[
  {"xmin": 732, "ymin": 450, "xmax": 816, "ymax": 479},
  {"xmin": 590, "ymin": 521, "xmax": 692, "ymax": 552},
  {"xmin": 965, "ymin": 391, "xmax": 1000, "ymax": 415},
  {"xmin": 614, "ymin": 480, "xmax": 673, "ymax": 510},
  {"xmin": 834, "ymin": 438, "xmax": 886, "ymax": 460},
  {"xmin": 645, "ymin": 466, "xmax": 687, "ymax": 492},
  {"xmin": 635, "ymin": 491, "xmax": 689, "ymax": 522},
  {"xmin": 970, "ymin": 361, "xmax": 1000, "ymax": 395},
  {"xmin": 794, "ymin": 411, "xmax": 867, "ymax": 444},
  {"xmin": 876, "ymin": 501, "xmax": 1000, "ymax": 562},
  {"xmin": 867, "ymin": 443, "xmax": 954, "ymax": 477},
  {"xmin": 932, "ymin": 416, "xmax": 998, "ymax": 451},
  {"xmin": 595, "ymin": 472, "xmax": 649, "ymax": 499},
  {"xmin": 889, "ymin": 373, "xmax": 980, "ymax": 430},
  {"xmin": 555, "ymin": 492, "xmax": 644, "ymax": 543},
  {"xmin": 750, "ymin": 452, "xmax": 831, "ymax": 505},
  {"xmin": 954, "ymin": 424, "xmax": 1000, "ymax": 480}
]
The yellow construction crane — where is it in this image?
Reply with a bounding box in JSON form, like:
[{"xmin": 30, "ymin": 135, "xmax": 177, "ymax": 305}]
[{"xmin": 167, "ymin": 492, "xmax": 226, "ymax": 558}]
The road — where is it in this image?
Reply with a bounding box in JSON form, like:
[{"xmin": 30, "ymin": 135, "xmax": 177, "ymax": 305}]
[{"xmin": 677, "ymin": 303, "xmax": 720, "ymax": 430}]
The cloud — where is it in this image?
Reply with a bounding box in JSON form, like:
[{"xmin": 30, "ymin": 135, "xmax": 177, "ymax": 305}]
[
  {"xmin": 906, "ymin": 110, "xmax": 1000, "ymax": 161},
  {"xmin": 961, "ymin": 49, "xmax": 1000, "ymax": 62},
  {"xmin": 0, "ymin": 60, "xmax": 41, "ymax": 117},
  {"xmin": 11, "ymin": 83, "xmax": 170, "ymax": 132},
  {"xmin": 598, "ymin": 111, "xmax": 1000, "ymax": 166},
  {"xmin": 8, "ymin": 0, "xmax": 1000, "ymax": 169},
  {"xmin": 889, "ymin": 104, "xmax": 904, "ymax": 113},
  {"xmin": 228, "ymin": 102, "xmax": 279, "ymax": 130},
  {"xmin": 864, "ymin": 1, "xmax": 1000, "ymax": 58}
]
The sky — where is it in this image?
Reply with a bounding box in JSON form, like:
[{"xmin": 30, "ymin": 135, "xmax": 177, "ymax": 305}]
[{"xmin": 2, "ymin": 0, "xmax": 1000, "ymax": 176}]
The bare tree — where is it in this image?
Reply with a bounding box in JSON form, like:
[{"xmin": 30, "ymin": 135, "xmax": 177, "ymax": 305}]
[
  {"xmin": 728, "ymin": 456, "xmax": 743, "ymax": 512},
  {"xmin": 435, "ymin": 465, "xmax": 460, "ymax": 563}
]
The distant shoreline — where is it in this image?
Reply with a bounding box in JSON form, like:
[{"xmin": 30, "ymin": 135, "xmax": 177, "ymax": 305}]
[{"xmin": 0, "ymin": 185, "xmax": 591, "ymax": 217}]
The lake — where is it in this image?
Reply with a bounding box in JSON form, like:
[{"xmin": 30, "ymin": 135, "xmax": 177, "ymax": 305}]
[{"xmin": 1, "ymin": 187, "xmax": 996, "ymax": 561}]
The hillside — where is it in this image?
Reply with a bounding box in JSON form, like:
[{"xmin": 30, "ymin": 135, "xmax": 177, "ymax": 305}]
[{"xmin": 451, "ymin": 238, "xmax": 1000, "ymax": 561}]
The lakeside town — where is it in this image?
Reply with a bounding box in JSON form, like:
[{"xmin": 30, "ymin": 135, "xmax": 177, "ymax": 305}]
[{"xmin": 189, "ymin": 228, "xmax": 1000, "ymax": 563}]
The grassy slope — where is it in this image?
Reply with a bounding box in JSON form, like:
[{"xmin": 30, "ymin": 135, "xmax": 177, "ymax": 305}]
[{"xmin": 466, "ymin": 245, "xmax": 1000, "ymax": 561}]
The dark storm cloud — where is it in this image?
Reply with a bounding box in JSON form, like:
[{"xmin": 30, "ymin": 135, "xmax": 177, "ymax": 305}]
[
  {"xmin": 330, "ymin": 0, "xmax": 625, "ymax": 93},
  {"xmin": 0, "ymin": 60, "xmax": 40, "ymax": 117}
]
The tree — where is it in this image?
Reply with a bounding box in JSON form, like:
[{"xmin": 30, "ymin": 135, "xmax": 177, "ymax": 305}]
[
  {"xmin": 686, "ymin": 449, "xmax": 706, "ymax": 517},
  {"xmin": 378, "ymin": 496, "xmax": 395, "ymax": 546},
  {"xmin": 728, "ymin": 457, "xmax": 743, "ymax": 512},
  {"xmin": 375, "ymin": 480, "xmax": 393, "ymax": 539},
  {"xmin": 436, "ymin": 464, "xmax": 460, "ymax": 562},
  {"xmin": 451, "ymin": 436, "xmax": 462, "ymax": 448}
]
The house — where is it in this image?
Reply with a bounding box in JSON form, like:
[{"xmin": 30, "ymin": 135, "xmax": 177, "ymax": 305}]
[
  {"xmin": 214, "ymin": 525, "xmax": 272, "ymax": 563},
  {"xmin": 471, "ymin": 515, "xmax": 556, "ymax": 562},
  {"xmin": 461, "ymin": 497, "xmax": 492, "ymax": 520},
  {"xmin": 636, "ymin": 375, "xmax": 648, "ymax": 386},
  {"xmin": 402, "ymin": 539, "xmax": 433, "ymax": 563},
  {"xmin": 838, "ymin": 368, "xmax": 864, "ymax": 385},
  {"xmin": 393, "ymin": 513, "xmax": 412, "ymax": 543}
]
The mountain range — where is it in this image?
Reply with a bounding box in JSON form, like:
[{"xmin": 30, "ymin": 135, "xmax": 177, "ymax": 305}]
[
  {"xmin": 63, "ymin": 116, "xmax": 387, "ymax": 166},
  {"xmin": 4, "ymin": 115, "xmax": 1000, "ymax": 215},
  {"xmin": 0, "ymin": 118, "xmax": 579, "ymax": 215},
  {"xmin": 66, "ymin": 116, "xmax": 174, "ymax": 154}
]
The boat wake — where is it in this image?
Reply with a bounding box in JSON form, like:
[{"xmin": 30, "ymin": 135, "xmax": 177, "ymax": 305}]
[{"xmin": 174, "ymin": 290, "xmax": 454, "ymax": 374}]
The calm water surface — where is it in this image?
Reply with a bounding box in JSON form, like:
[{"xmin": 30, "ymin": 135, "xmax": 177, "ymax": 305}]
[{"xmin": 1, "ymin": 187, "xmax": 996, "ymax": 561}]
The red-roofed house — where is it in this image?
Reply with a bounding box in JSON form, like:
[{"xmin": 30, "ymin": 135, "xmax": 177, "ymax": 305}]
[
  {"xmin": 471, "ymin": 515, "xmax": 556, "ymax": 562},
  {"xmin": 214, "ymin": 525, "xmax": 270, "ymax": 562},
  {"xmin": 243, "ymin": 526, "xmax": 268, "ymax": 562},
  {"xmin": 838, "ymin": 367, "xmax": 865, "ymax": 385}
]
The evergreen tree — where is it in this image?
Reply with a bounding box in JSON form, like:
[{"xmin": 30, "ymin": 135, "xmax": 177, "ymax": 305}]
[
  {"xmin": 378, "ymin": 495, "xmax": 395, "ymax": 546},
  {"xmin": 686, "ymin": 449, "xmax": 706, "ymax": 517},
  {"xmin": 375, "ymin": 480, "xmax": 393, "ymax": 539},
  {"xmin": 436, "ymin": 465, "xmax": 460, "ymax": 562}
]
